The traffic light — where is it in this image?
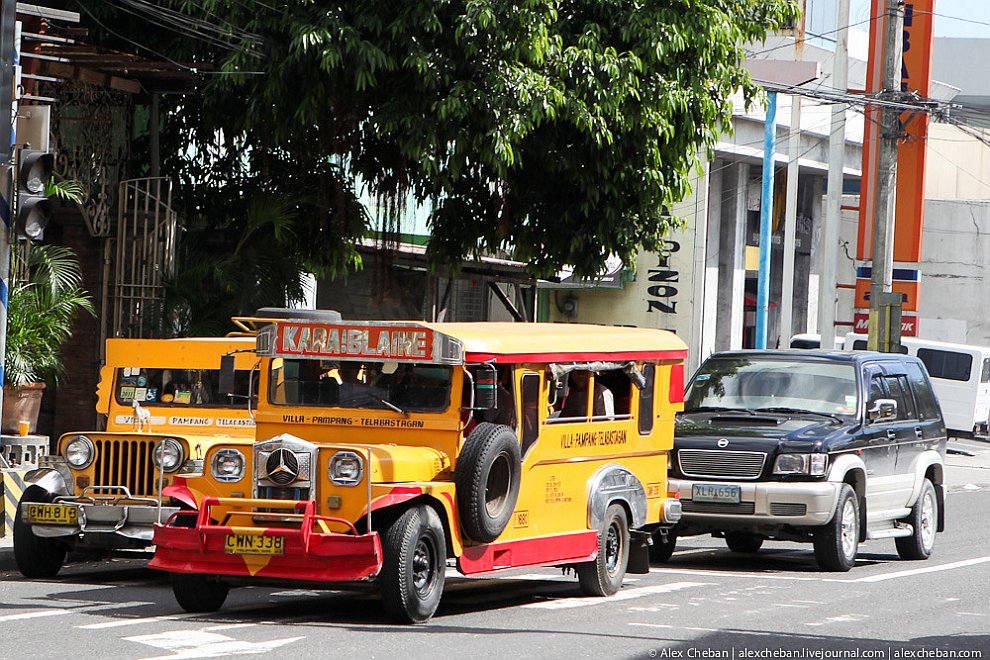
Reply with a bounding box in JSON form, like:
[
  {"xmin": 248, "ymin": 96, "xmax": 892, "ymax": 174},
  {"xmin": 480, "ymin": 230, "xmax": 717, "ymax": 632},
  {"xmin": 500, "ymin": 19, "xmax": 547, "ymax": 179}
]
[{"xmin": 15, "ymin": 149, "xmax": 53, "ymax": 241}]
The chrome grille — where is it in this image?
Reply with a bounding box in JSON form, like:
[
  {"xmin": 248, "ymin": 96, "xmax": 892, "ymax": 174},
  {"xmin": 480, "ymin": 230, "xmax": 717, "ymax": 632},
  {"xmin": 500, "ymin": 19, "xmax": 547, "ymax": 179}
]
[
  {"xmin": 678, "ymin": 449, "xmax": 767, "ymax": 480},
  {"xmin": 770, "ymin": 503, "xmax": 807, "ymax": 517},
  {"xmin": 682, "ymin": 501, "xmax": 756, "ymax": 515},
  {"xmin": 93, "ymin": 438, "xmax": 157, "ymax": 497}
]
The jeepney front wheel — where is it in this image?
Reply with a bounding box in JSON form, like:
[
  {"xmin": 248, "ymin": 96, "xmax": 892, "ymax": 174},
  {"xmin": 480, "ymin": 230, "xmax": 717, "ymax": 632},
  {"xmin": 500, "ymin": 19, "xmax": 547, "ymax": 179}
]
[
  {"xmin": 577, "ymin": 503, "xmax": 630, "ymax": 597},
  {"xmin": 380, "ymin": 504, "xmax": 446, "ymax": 624},
  {"xmin": 171, "ymin": 573, "xmax": 229, "ymax": 612},
  {"xmin": 13, "ymin": 486, "xmax": 67, "ymax": 579}
]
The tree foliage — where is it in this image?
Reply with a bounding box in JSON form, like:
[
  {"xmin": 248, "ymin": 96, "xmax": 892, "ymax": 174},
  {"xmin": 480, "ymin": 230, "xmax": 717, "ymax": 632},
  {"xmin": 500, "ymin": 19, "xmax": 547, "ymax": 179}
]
[{"xmin": 80, "ymin": 0, "xmax": 799, "ymax": 278}]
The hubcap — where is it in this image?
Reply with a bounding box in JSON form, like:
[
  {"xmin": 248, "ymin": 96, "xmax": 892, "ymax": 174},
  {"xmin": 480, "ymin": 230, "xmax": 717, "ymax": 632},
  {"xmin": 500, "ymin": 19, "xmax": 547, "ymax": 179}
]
[
  {"xmin": 605, "ymin": 522, "xmax": 621, "ymax": 575},
  {"xmin": 920, "ymin": 489, "xmax": 936, "ymax": 550},
  {"xmin": 840, "ymin": 498, "xmax": 857, "ymax": 560},
  {"xmin": 485, "ymin": 453, "xmax": 512, "ymax": 517},
  {"xmin": 412, "ymin": 538, "xmax": 435, "ymax": 593}
]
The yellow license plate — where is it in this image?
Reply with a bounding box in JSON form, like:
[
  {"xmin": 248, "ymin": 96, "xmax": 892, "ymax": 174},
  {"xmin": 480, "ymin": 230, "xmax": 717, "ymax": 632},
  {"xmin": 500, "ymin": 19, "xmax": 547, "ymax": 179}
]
[
  {"xmin": 224, "ymin": 533, "xmax": 285, "ymax": 556},
  {"xmin": 25, "ymin": 503, "xmax": 78, "ymax": 526}
]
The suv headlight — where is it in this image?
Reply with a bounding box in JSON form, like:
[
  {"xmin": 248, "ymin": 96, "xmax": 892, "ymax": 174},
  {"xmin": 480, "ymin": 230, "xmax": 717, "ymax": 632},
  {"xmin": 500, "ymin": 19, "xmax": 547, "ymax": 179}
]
[
  {"xmin": 211, "ymin": 448, "xmax": 246, "ymax": 482},
  {"xmin": 773, "ymin": 453, "xmax": 828, "ymax": 476},
  {"xmin": 64, "ymin": 435, "xmax": 95, "ymax": 469},
  {"xmin": 152, "ymin": 438, "xmax": 185, "ymax": 472},
  {"xmin": 329, "ymin": 451, "xmax": 364, "ymax": 486}
]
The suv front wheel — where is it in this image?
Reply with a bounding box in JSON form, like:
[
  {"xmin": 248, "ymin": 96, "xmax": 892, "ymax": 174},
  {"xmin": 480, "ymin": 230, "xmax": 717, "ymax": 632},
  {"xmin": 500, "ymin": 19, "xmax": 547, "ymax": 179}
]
[{"xmin": 813, "ymin": 484, "xmax": 859, "ymax": 572}]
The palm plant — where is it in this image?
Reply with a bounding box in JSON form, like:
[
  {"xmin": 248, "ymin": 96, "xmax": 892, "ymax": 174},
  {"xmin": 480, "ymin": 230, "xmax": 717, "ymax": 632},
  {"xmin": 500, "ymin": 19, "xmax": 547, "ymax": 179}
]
[{"xmin": 5, "ymin": 244, "xmax": 95, "ymax": 386}]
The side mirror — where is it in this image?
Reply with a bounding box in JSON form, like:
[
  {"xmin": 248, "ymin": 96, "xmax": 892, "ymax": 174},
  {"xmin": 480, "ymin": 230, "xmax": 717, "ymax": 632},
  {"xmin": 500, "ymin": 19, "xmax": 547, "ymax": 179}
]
[
  {"xmin": 868, "ymin": 398, "xmax": 897, "ymax": 422},
  {"xmin": 474, "ymin": 364, "xmax": 498, "ymax": 410},
  {"xmin": 219, "ymin": 355, "xmax": 236, "ymax": 397}
]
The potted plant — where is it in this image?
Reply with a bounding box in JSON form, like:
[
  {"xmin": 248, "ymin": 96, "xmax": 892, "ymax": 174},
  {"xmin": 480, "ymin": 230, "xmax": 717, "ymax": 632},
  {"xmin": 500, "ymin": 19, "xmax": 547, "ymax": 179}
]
[{"xmin": 2, "ymin": 179, "xmax": 95, "ymax": 433}]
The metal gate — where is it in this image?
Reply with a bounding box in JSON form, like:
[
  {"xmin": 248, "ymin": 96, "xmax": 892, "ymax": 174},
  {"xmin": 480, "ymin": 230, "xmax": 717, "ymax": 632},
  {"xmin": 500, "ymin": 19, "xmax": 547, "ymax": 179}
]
[{"xmin": 108, "ymin": 177, "xmax": 176, "ymax": 340}]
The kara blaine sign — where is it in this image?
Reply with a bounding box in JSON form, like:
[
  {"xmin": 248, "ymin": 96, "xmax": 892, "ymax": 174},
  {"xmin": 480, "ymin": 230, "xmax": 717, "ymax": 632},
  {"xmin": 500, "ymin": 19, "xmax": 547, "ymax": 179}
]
[{"xmin": 275, "ymin": 323, "xmax": 434, "ymax": 361}]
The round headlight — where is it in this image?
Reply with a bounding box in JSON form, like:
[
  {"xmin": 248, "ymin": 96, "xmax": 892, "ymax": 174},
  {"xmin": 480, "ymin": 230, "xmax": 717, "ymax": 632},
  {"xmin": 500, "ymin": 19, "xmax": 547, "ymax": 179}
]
[
  {"xmin": 152, "ymin": 438, "xmax": 185, "ymax": 473},
  {"xmin": 211, "ymin": 448, "xmax": 245, "ymax": 482},
  {"xmin": 329, "ymin": 451, "xmax": 364, "ymax": 486},
  {"xmin": 64, "ymin": 435, "xmax": 95, "ymax": 469}
]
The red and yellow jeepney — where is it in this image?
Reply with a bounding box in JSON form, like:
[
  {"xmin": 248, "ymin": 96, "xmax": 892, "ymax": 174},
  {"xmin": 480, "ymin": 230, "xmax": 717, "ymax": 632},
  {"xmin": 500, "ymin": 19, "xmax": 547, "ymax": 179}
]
[{"xmin": 150, "ymin": 316, "xmax": 686, "ymax": 622}]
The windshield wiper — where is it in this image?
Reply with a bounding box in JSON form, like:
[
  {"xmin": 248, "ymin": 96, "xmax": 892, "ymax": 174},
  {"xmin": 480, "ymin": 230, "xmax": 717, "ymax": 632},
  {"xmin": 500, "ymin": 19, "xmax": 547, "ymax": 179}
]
[
  {"xmin": 369, "ymin": 392, "xmax": 407, "ymax": 416},
  {"xmin": 687, "ymin": 406, "xmax": 755, "ymax": 415},
  {"xmin": 754, "ymin": 407, "xmax": 844, "ymax": 422}
]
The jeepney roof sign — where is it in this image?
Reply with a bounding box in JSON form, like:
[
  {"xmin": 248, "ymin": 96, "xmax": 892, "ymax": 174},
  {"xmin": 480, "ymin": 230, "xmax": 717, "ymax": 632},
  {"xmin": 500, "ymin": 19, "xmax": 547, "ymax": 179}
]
[{"xmin": 256, "ymin": 321, "xmax": 464, "ymax": 365}]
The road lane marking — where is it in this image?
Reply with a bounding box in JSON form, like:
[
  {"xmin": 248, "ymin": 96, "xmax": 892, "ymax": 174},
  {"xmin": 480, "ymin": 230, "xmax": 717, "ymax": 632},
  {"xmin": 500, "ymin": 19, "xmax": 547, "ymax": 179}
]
[
  {"xmin": 0, "ymin": 601, "xmax": 151, "ymax": 623},
  {"xmin": 521, "ymin": 581, "xmax": 708, "ymax": 609},
  {"xmin": 806, "ymin": 613, "xmax": 869, "ymax": 626},
  {"xmin": 123, "ymin": 630, "xmax": 304, "ymax": 660},
  {"xmin": 0, "ymin": 609, "xmax": 69, "ymax": 622},
  {"xmin": 852, "ymin": 556, "xmax": 990, "ymax": 583},
  {"xmin": 79, "ymin": 612, "xmax": 207, "ymax": 629},
  {"xmin": 649, "ymin": 567, "xmax": 825, "ymax": 581}
]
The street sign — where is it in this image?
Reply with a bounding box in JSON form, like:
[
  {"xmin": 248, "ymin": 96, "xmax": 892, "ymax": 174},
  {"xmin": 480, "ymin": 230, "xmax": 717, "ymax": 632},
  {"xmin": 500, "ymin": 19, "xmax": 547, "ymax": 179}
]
[{"xmin": 853, "ymin": 312, "xmax": 918, "ymax": 337}]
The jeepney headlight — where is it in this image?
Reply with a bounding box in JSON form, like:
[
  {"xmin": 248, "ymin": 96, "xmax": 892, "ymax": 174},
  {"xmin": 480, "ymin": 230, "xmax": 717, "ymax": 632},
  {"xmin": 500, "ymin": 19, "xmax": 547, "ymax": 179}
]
[
  {"xmin": 64, "ymin": 435, "xmax": 95, "ymax": 469},
  {"xmin": 152, "ymin": 438, "xmax": 185, "ymax": 473},
  {"xmin": 211, "ymin": 449, "xmax": 245, "ymax": 482},
  {"xmin": 774, "ymin": 453, "xmax": 828, "ymax": 476},
  {"xmin": 329, "ymin": 451, "xmax": 364, "ymax": 486}
]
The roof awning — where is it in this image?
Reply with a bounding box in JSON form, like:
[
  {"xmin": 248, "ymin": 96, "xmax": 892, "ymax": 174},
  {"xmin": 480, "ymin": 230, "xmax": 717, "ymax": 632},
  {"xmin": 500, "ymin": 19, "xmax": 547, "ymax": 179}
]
[{"xmin": 538, "ymin": 255, "xmax": 627, "ymax": 290}]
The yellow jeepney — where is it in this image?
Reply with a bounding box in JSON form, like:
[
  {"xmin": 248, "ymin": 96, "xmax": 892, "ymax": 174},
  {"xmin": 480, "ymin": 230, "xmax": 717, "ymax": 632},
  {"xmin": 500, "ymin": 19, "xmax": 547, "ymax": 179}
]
[
  {"xmin": 14, "ymin": 336, "xmax": 258, "ymax": 577},
  {"xmin": 151, "ymin": 316, "xmax": 686, "ymax": 622}
]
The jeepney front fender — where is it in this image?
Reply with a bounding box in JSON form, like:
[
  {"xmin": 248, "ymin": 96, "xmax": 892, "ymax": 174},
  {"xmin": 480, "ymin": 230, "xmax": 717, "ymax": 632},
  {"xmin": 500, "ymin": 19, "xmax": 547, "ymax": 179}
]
[{"xmin": 24, "ymin": 466, "xmax": 71, "ymax": 498}]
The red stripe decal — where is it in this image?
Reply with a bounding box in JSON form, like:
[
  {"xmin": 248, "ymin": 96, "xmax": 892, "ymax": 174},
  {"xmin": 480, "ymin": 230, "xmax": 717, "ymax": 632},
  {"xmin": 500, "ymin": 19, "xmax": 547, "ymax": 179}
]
[{"xmin": 465, "ymin": 350, "xmax": 687, "ymax": 364}]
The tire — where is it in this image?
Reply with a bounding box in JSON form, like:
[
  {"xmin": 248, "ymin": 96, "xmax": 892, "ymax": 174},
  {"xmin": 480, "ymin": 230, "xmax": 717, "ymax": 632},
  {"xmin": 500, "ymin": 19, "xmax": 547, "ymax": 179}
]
[
  {"xmin": 649, "ymin": 532, "xmax": 676, "ymax": 563},
  {"xmin": 13, "ymin": 488, "xmax": 67, "ymax": 579},
  {"xmin": 895, "ymin": 478, "xmax": 938, "ymax": 560},
  {"xmin": 171, "ymin": 573, "xmax": 229, "ymax": 612},
  {"xmin": 813, "ymin": 484, "xmax": 860, "ymax": 572},
  {"xmin": 725, "ymin": 532, "xmax": 764, "ymax": 554},
  {"xmin": 577, "ymin": 503, "xmax": 630, "ymax": 596},
  {"xmin": 380, "ymin": 505, "xmax": 446, "ymax": 624},
  {"xmin": 455, "ymin": 422, "xmax": 521, "ymax": 543}
]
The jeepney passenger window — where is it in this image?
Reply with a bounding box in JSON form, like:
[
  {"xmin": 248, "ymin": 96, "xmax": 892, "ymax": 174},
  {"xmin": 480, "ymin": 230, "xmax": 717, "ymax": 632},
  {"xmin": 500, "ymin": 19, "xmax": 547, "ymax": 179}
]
[
  {"xmin": 520, "ymin": 373, "xmax": 540, "ymax": 456},
  {"xmin": 638, "ymin": 364, "xmax": 655, "ymax": 435},
  {"xmin": 596, "ymin": 369, "xmax": 632, "ymax": 419}
]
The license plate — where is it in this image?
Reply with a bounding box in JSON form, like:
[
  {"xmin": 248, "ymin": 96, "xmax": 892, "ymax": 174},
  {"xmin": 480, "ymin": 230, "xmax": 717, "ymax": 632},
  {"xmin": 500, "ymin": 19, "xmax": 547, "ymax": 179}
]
[
  {"xmin": 224, "ymin": 534, "xmax": 285, "ymax": 556},
  {"xmin": 25, "ymin": 503, "xmax": 78, "ymax": 526},
  {"xmin": 692, "ymin": 484, "xmax": 741, "ymax": 504}
]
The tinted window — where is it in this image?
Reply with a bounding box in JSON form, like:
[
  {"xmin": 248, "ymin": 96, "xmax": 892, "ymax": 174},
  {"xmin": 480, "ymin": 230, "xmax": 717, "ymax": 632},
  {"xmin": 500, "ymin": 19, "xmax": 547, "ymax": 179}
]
[
  {"xmin": 853, "ymin": 339, "xmax": 906, "ymax": 353},
  {"xmin": 982, "ymin": 358, "xmax": 990, "ymax": 384},
  {"xmin": 868, "ymin": 375, "xmax": 885, "ymax": 408},
  {"xmin": 905, "ymin": 362, "xmax": 941, "ymax": 420},
  {"xmin": 520, "ymin": 373, "xmax": 540, "ymax": 456},
  {"xmin": 917, "ymin": 348, "xmax": 972, "ymax": 382},
  {"xmin": 883, "ymin": 375, "xmax": 917, "ymax": 420}
]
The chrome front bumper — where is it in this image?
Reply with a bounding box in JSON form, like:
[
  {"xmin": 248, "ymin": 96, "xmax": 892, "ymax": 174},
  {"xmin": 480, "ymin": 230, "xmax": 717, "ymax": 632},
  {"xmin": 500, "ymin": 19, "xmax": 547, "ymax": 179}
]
[
  {"xmin": 26, "ymin": 486, "xmax": 179, "ymax": 543},
  {"xmin": 668, "ymin": 478, "xmax": 840, "ymax": 527}
]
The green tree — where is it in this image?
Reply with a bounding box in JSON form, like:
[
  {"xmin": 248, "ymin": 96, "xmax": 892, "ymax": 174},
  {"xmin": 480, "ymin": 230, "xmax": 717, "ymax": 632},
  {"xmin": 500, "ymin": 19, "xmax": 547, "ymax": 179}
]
[{"xmin": 72, "ymin": 0, "xmax": 799, "ymax": 278}]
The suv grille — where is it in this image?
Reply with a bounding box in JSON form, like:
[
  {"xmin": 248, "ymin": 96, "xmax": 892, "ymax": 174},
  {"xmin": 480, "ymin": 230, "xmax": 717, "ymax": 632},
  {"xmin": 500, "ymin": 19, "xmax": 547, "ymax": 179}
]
[
  {"xmin": 678, "ymin": 449, "xmax": 767, "ymax": 480},
  {"xmin": 93, "ymin": 438, "xmax": 158, "ymax": 497},
  {"xmin": 682, "ymin": 501, "xmax": 756, "ymax": 515}
]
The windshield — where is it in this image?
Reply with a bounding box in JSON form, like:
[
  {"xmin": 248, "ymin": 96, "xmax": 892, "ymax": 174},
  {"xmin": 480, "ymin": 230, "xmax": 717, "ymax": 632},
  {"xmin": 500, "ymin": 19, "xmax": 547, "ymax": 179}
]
[
  {"xmin": 269, "ymin": 358, "xmax": 452, "ymax": 412},
  {"xmin": 685, "ymin": 358, "xmax": 859, "ymax": 417},
  {"xmin": 114, "ymin": 368, "xmax": 253, "ymax": 408}
]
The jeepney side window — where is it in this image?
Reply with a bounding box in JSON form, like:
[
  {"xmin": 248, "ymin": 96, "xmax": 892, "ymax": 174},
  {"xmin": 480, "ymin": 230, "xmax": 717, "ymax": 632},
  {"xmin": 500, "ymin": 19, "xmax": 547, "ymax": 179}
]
[
  {"xmin": 638, "ymin": 363, "xmax": 656, "ymax": 435},
  {"xmin": 114, "ymin": 367, "xmax": 251, "ymax": 407},
  {"xmin": 596, "ymin": 369, "xmax": 632, "ymax": 419},
  {"xmin": 520, "ymin": 372, "xmax": 540, "ymax": 456}
]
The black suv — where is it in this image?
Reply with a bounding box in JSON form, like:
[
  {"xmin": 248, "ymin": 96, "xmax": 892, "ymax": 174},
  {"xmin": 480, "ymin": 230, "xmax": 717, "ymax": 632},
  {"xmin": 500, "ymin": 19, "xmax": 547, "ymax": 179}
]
[{"xmin": 661, "ymin": 350, "xmax": 946, "ymax": 572}]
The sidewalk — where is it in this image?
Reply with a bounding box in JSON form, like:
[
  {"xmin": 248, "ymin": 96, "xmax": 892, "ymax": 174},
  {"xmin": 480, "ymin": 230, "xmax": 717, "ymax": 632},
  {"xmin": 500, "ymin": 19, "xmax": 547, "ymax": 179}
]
[{"xmin": 3, "ymin": 440, "xmax": 989, "ymax": 573}]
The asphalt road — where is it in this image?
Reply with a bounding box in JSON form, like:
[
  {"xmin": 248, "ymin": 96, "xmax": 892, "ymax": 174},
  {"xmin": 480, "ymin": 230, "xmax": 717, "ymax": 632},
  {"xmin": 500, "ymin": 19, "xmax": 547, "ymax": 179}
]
[{"xmin": 2, "ymin": 439, "xmax": 988, "ymax": 660}]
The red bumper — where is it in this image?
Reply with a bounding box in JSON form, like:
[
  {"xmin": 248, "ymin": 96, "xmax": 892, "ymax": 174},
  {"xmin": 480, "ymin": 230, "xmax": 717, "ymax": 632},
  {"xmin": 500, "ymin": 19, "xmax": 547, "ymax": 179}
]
[{"xmin": 148, "ymin": 497, "xmax": 382, "ymax": 583}]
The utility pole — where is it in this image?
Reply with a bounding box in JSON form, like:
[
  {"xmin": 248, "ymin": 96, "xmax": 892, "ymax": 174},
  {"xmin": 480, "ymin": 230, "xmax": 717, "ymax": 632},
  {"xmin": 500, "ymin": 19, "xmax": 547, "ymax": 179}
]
[
  {"xmin": 867, "ymin": 0, "xmax": 905, "ymax": 352},
  {"xmin": 818, "ymin": 0, "xmax": 851, "ymax": 350},
  {"xmin": 754, "ymin": 91, "xmax": 776, "ymax": 350},
  {"xmin": 0, "ymin": 0, "xmax": 16, "ymax": 411}
]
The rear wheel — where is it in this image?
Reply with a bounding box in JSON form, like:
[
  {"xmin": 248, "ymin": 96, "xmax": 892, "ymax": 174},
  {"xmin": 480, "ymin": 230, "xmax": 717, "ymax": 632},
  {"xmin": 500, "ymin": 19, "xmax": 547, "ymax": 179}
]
[
  {"xmin": 896, "ymin": 478, "xmax": 938, "ymax": 560},
  {"xmin": 725, "ymin": 532, "xmax": 764, "ymax": 554},
  {"xmin": 171, "ymin": 573, "xmax": 229, "ymax": 612},
  {"xmin": 13, "ymin": 488, "xmax": 67, "ymax": 579},
  {"xmin": 380, "ymin": 505, "xmax": 446, "ymax": 624},
  {"xmin": 577, "ymin": 503, "xmax": 630, "ymax": 596},
  {"xmin": 813, "ymin": 484, "xmax": 859, "ymax": 572},
  {"xmin": 649, "ymin": 531, "xmax": 676, "ymax": 563}
]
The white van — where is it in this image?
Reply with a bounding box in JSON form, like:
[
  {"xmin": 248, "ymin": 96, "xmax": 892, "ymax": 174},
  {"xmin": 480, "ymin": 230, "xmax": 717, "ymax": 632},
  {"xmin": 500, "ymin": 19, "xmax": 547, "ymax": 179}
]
[
  {"xmin": 789, "ymin": 334, "xmax": 845, "ymax": 350},
  {"xmin": 844, "ymin": 333, "xmax": 990, "ymax": 439}
]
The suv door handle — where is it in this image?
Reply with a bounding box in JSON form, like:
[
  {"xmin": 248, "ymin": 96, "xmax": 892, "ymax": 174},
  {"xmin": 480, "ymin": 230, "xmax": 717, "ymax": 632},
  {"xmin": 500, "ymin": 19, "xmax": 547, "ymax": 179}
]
[
  {"xmin": 915, "ymin": 426, "xmax": 924, "ymax": 439},
  {"xmin": 886, "ymin": 429, "xmax": 897, "ymax": 439}
]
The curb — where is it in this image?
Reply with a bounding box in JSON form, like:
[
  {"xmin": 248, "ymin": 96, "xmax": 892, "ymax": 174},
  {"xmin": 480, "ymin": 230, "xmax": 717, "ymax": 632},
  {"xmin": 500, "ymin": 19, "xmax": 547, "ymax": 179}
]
[{"xmin": 0, "ymin": 540, "xmax": 16, "ymax": 571}]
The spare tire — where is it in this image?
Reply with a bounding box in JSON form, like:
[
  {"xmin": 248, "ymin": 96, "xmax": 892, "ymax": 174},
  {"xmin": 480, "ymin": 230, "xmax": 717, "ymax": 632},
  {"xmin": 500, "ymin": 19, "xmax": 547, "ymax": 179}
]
[{"xmin": 455, "ymin": 422, "xmax": 522, "ymax": 543}]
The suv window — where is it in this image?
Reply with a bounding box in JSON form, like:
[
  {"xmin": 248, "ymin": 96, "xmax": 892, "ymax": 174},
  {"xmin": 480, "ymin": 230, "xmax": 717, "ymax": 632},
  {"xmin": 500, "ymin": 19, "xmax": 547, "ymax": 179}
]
[
  {"xmin": 883, "ymin": 375, "xmax": 917, "ymax": 420},
  {"xmin": 905, "ymin": 362, "xmax": 941, "ymax": 420}
]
